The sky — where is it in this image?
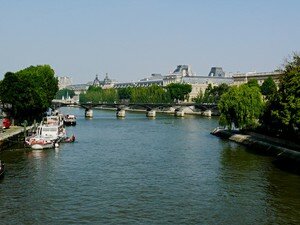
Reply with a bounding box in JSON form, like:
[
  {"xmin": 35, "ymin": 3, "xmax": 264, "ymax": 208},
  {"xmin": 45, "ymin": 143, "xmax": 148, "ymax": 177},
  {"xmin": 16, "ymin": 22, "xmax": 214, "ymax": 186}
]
[{"xmin": 0, "ymin": 0, "xmax": 299, "ymax": 84}]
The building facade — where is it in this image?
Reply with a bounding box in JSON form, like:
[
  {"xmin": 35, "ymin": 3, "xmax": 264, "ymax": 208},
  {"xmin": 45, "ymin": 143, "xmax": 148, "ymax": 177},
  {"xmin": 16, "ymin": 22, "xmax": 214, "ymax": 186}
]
[
  {"xmin": 79, "ymin": 65, "xmax": 283, "ymax": 102},
  {"xmin": 232, "ymin": 71, "xmax": 283, "ymax": 86}
]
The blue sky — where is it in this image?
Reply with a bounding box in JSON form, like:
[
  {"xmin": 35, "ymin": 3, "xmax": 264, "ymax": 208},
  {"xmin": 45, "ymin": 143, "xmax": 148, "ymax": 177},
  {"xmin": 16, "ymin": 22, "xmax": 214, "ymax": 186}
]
[{"xmin": 0, "ymin": 0, "xmax": 299, "ymax": 83}]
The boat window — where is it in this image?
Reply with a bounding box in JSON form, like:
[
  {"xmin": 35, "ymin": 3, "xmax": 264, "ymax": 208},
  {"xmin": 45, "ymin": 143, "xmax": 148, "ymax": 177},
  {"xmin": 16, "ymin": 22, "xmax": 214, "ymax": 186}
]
[{"xmin": 42, "ymin": 127, "xmax": 58, "ymax": 132}]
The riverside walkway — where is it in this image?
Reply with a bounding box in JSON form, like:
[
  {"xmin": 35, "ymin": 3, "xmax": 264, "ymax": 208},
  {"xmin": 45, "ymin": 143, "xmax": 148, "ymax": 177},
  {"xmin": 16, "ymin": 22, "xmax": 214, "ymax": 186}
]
[
  {"xmin": 0, "ymin": 126, "xmax": 25, "ymax": 141},
  {"xmin": 0, "ymin": 126, "xmax": 32, "ymax": 150}
]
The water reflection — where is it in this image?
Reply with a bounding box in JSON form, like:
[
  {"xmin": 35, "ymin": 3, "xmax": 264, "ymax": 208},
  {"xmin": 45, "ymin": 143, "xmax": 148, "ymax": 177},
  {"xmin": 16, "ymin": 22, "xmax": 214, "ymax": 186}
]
[
  {"xmin": 219, "ymin": 142, "xmax": 300, "ymax": 224},
  {"xmin": 27, "ymin": 150, "xmax": 48, "ymax": 159}
]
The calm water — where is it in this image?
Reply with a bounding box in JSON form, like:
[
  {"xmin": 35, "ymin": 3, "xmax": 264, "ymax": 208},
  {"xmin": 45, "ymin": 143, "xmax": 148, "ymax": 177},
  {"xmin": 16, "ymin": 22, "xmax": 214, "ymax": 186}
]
[{"xmin": 0, "ymin": 108, "xmax": 299, "ymax": 225}]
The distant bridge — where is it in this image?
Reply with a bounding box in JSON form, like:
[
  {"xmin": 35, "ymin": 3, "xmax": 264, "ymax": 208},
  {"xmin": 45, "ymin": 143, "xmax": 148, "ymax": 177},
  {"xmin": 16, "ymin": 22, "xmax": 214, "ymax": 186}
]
[{"xmin": 52, "ymin": 100, "xmax": 218, "ymax": 117}]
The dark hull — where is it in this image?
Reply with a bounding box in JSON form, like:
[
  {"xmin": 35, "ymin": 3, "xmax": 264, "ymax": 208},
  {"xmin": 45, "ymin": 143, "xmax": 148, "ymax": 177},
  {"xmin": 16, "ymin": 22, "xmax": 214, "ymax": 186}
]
[{"xmin": 64, "ymin": 121, "xmax": 76, "ymax": 126}]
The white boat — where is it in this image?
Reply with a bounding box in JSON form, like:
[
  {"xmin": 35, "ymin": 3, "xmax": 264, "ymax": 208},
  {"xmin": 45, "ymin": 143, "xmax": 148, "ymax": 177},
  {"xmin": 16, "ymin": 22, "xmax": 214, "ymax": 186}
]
[
  {"xmin": 25, "ymin": 115, "xmax": 66, "ymax": 149},
  {"xmin": 26, "ymin": 135, "xmax": 55, "ymax": 150},
  {"xmin": 64, "ymin": 114, "xmax": 76, "ymax": 126},
  {"xmin": 39, "ymin": 115, "xmax": 66, "ymax": 140}
]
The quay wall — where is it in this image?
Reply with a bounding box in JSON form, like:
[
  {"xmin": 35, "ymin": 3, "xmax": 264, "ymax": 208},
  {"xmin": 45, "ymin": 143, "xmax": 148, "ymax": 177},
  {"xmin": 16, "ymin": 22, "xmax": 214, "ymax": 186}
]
[
  {"xmin": 211, "ymin": 129, "xmax": 300, "ymax": 174},
  {"xmin": 0, "ymin": 126, "xmax": 33, "ymax": 151}
]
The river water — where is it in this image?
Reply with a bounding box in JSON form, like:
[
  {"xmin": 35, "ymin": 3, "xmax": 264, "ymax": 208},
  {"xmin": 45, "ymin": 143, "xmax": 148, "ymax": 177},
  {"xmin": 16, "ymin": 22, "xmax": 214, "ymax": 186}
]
[{"xmin": 0, "ymin": 108, "xmax": 299, "ymax": 225}]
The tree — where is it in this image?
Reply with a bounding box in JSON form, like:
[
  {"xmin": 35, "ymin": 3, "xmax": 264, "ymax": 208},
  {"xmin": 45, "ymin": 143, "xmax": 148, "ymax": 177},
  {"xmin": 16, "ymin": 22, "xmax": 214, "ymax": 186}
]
[
  {"xmin": 263, "ymin": 53, "xmax": 300, "ymax": 137},
  {"xmin": 166, "ymin": 83, "xmax": 192, "ymax": 102},
  {"xmin": 193, "ymin": 83, "xmax": 229, "ymax": 103},
  {"xmin": 118, "ymin": 87, "xmax": 132, "ymax": 100},
  {"xmin": 246, "ymin": 79, "xmax": 260, "ymax": 89},
  {"xmin": 129, "ymin": 85, "xmax": 170, "ymax": 103},
  {"xmin": 79, "ymin": 86, "xmax": 119, "ymax": 103},
  {"xmin": 79, "ymin": 86, "xmax": 103, "ymax": 103},
  {"xmin": 260, "ymin": 77, "xmax": 277, "ymax": 99},
  {"xmin": 218, "ymin": 84, "xmax": 264, "ymax": 129},
  {"xmin": 102, "ymin": 88, "xmax": 118, "ymax": 103},
  {"xmin": 0, "ymin": 65, "xmax": 58, "ymax": 123},
  {"xmin": 55, "ymin": 88, "xmax": 76, "ymax": 100},
  {"xmin": 193, "ymin": 90, "xmax": 204, "ymax": 103}
]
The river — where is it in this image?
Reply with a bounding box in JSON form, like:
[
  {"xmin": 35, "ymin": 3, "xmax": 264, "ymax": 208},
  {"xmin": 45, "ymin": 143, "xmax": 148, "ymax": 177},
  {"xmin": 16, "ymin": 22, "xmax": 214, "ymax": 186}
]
[{"xmin": 0, "ymin": 108, "xmax": 299, "ymax": 225}]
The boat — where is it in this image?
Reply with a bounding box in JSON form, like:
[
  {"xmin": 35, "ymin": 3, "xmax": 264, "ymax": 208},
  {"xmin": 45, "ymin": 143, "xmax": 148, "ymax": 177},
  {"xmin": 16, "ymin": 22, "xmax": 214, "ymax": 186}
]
[
  {"xmin": 0, "ymin": 161, "xmax": 5, "ymax": 179},
  {"xmin": 62, "ymin": 134, "xmax": 76, "ymax": 143},
  {"xmin": 64, "ymin": 114, "xmax": 76, "ymax": 126},
  {"xmin": 25, "ymin": 135, "xmax": 55, "ymax": 150},
  {"xmin": 25, "ymin": 115, "xmax": 66, "ymax": 149}
]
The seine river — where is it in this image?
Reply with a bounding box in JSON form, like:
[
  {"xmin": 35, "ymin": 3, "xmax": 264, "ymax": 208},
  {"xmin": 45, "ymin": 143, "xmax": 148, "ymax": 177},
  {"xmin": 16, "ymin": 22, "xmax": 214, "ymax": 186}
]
[{"xmin": 0, "ymin": 108, "xmax": 299, "ymax": 225}]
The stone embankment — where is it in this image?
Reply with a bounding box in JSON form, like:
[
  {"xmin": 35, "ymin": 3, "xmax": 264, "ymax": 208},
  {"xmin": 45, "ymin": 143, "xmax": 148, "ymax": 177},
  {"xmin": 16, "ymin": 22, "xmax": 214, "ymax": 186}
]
[
  {"xmin": 0, "ymin": 126, "xmax": 33, "ymax": 151},
  {"xmin": 211, "ymin": 128, "xmax": 300, "ymax": 174}
]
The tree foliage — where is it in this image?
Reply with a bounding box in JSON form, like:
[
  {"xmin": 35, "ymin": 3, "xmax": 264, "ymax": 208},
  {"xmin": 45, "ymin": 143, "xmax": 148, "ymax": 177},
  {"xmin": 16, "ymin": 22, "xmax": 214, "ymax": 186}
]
[
  {"xmin": 118, "ymin": 87, "xmax": 132, "ymax": 100},
  {"xmin": 246, "ymin": 79, "xmax": 260, "ymax": 89},
  {"xmin": 130, "ymin": 85, "xmax": 170, "ymax": 103},
  {"xmin": 218, "ymin": 84, "xmax": 264, "ymax": 129},
  {"xmin": 262, "ymin": 53, "xmax": 300, "ymax": 137},
  {"xmin": 0, "ymin": 65, "xmax": 58, "ymax": 123},
  {"xmin": 79, "ymin": 86, "xmax": 118, "ymax": 103},
  {"xmin": 193, "ymin": 83, "xmax": 229, "ymax": 103},
  {"xmin": 55, "ymin": 88, "xmax": 75, "ymax": 99},
  {"xmin": 80, "ymin": 85, "xmax": 172, "ymax": 104},
  {"xmin": 166, "ymin": 83, "xmax": 192, "ymax": 102},
  {"xmin": 260, "ymin": 77, "xmax": 277, "ymax": 99}
]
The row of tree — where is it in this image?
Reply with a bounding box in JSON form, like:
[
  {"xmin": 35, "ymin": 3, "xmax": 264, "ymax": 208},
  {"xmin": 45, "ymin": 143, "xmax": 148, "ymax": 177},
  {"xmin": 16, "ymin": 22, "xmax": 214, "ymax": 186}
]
[
  {"xmin": 0, "ymin": 65, "xmax": 58, "ymax": 124},
  {"xmin": 79, "ymin": 83, "xmax": 192, "ymax": 104}
]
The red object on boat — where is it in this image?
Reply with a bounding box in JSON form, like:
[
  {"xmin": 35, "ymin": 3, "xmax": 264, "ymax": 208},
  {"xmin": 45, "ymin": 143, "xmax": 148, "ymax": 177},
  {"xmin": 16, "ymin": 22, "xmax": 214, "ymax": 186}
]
[{"xmin": 2, "ymin": 118, "xmax": 11, "ymax": 129}]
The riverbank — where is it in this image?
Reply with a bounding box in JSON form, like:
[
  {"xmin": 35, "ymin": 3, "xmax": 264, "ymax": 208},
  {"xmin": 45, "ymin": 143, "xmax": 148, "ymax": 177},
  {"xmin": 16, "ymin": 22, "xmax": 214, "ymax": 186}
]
[
  {"xmin": 211, "ymin": 128, "xmax": 300, "ymax": 174},
  {"xmin": 0, "ymin": 126, "xmax": 33, "ymax": 151}
]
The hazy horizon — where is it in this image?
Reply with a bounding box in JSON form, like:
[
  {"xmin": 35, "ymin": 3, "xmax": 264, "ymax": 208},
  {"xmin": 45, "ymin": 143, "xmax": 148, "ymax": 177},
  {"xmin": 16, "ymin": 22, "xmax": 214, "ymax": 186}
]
[{"xmin": 1, "ymin": 0, "xmax": 299, "ymax": 84}]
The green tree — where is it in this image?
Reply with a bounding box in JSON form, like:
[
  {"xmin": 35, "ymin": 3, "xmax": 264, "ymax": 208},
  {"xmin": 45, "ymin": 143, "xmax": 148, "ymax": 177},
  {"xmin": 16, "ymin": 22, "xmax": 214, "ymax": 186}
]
[
  {"xmin": 193, "ymin": 83, "xmax": 229, "ymax": 103},
  {"xmin": 55, "ymin": 88, "xmax": 76, "ymax": 99},
  {"xmin": 118, "ymin": 87, "xmax": 132, "ymax": 100},
  {"xmin": 246, "ymin": 79, "xmax": 260, "ymax": 89},
  {"xmin": 126, "ymin": 85, "xmax": 170, "ymax": 103},
  {"xmin": 79, "ymin": 86, "xmax": 103, "ymax": 103},
  {"xmin": 79, "ymin": 86, "xmax": 119, "ymax": 103},
  {"xmin": 193, "ymin": 90, "xmax": 204, "ymax": 103},
  {"xmin": 0, "ymin": 65, "xmax": 58, "ymax": 123},
  {"xmin": 166, "ymin": 83, "xmax": 192, "ymax": 102},
  {"xmin": 147, "ymin": 85, "xmax": 170, "ymax": 103},
  {"xmin": 102, "ymin": 88, "xmax": 118, "ymax": 103},
  {"xmin": 203, "ymin": 84, "xmax": 214, "ymax": 103},
  {"xmin": 218, "ymin": 84, "xmax": 264, "ymax": 129},
  {"xmin": 260, "ymin": 77, "xmax": 277, "ymax": 99},
  {"xmin": 263, "ymin": 53, "xmax": 300, "ymax": 137}
]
